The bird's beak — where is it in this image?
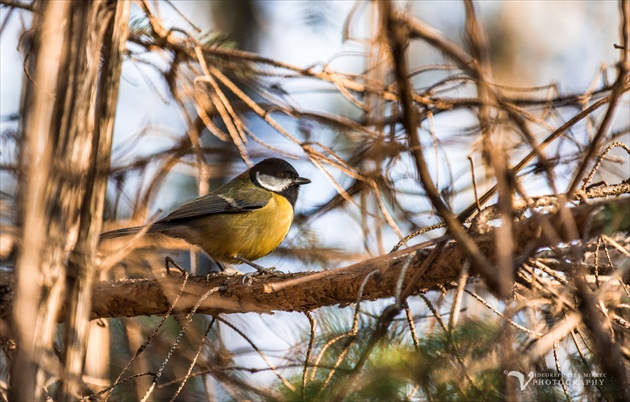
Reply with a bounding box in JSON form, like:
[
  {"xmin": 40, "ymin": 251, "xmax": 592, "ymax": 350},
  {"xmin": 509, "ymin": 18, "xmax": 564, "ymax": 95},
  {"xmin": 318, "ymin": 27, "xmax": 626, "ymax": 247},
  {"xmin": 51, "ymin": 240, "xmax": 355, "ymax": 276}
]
[{"xmin": 293, "ymin": 177, "xmax": 311, "ymax": 186}]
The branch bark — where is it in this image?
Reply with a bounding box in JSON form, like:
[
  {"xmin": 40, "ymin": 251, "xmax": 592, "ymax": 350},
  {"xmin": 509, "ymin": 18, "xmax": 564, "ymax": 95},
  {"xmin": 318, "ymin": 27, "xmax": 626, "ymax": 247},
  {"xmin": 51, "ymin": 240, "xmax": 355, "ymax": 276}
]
[
  {"xmin": 2, "ymin": 197, "xmax": 625, "ymax": 321},
  {"xmin": 8, "ymin": 1, "xmax": 130, "ymax": 400}
]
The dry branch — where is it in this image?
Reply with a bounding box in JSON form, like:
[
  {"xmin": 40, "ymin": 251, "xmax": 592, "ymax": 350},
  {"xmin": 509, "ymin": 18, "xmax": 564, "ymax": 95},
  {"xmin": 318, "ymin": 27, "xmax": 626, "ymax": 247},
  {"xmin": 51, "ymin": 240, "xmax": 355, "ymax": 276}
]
[
  {"xmin": 7, "ymin": 2, "xmax": 131, "ymax": 399},
  {"xmin": 3, "ymin": 197, "xmax": 624, "ymax": 321}
]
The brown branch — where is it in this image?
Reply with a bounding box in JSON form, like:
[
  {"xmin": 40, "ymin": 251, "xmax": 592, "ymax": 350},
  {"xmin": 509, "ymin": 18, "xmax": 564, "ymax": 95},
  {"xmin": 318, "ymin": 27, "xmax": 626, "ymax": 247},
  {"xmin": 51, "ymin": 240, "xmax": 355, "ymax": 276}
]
[
  {"xmin": 60, "ymin": 2, "xmax": 131, "ymax": 399},
  {"xmin": 10, "ymin": 2, "xmax": 72, "ymax": 400},
  {"xmin": 2, "ymin": 197, "xmax": 625, "ymax": 321},
  {"xmin": 0, "ymin": 0, "xmax": 36, "ymax": 12},
  {"xmin": 9, "ymin": 2, "xmax": 131, "ymax": 399},
  {"xmin": 566, "ymin": 0, "xmax": 630, "ymax": 197},
  {"xmin": 384, "ymin": 3, "xmax": 504, "ymax": 300},
  {"xmin": 575, "ymin": 272, "xmax": 630, "ymax": 400}
]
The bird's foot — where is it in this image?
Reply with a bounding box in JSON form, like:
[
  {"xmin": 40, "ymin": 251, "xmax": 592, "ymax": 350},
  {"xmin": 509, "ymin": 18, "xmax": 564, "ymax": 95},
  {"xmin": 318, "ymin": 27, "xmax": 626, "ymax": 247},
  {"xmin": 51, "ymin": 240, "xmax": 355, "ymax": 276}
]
[
  {"xmin": 241, "ymin": 266, "xmax": 283, "ymax": 286},
  {"xmin": 235, "ymin": 256, "xmax": 283, "ymax": 273},
  {"xmin": 205, "ymin": 267, "xmax": 239, "ymax": 282},
  {"xmin": 206, "ymin": 271, "xmax": 227, "ymax": 282},
  {"xmin": 255, "ymin": 266, "xmax": 278, "ymax": 275},
  {"xmin": 233, "ymin": 256, "xmax": 283, "ymax": 286}
]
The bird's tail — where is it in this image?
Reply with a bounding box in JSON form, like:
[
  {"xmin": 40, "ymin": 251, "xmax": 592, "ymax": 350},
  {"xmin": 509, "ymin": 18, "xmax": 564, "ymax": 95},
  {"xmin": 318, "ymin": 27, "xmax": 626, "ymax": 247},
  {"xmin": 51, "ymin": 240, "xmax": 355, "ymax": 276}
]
[{"xmin": 100, "ymin": 226, "xmax": 144, "ymax": 241}]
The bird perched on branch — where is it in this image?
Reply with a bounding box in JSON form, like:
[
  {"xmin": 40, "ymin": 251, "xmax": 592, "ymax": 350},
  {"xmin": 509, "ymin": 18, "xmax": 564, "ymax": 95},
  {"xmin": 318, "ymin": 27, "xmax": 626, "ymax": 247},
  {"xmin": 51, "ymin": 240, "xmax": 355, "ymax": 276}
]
[{"xmin": 101, "ymin": 158, "xmax": 311, "ymax": 271}]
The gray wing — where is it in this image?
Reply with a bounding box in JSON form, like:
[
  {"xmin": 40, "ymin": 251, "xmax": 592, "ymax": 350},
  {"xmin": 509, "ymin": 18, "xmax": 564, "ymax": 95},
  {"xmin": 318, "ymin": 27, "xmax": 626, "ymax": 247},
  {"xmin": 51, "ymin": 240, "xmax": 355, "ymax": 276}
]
[{"xmin": 158, "ymin": 193, "xmax": 265, "ymax": 223}]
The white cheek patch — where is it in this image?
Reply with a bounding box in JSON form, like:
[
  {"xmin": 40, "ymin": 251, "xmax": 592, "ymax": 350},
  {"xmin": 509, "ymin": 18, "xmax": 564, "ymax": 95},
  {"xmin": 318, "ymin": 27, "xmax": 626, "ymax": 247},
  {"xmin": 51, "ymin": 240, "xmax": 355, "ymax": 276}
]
[{"xmin": 256, "ymin": 172, "xmax": 293, "ymax": 192}]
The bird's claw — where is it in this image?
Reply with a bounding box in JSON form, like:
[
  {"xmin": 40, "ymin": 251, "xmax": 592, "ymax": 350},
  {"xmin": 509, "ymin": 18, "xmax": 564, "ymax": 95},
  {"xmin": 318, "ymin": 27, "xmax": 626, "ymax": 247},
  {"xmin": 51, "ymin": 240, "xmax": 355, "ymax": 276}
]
[
  {"xmin": 206, "ymin": 270, "xmax": 235, "ymax": 282},
  {"xmin": 242, "ymin": 273, "xmax": 255, "ymax": 287},
  {"xmin": 256, "ymin": 266, "xmax": 278, "ymax": 275},
  {"xmin": 241, "ymin": 267, "xmax": 282, "ymax": 286}
]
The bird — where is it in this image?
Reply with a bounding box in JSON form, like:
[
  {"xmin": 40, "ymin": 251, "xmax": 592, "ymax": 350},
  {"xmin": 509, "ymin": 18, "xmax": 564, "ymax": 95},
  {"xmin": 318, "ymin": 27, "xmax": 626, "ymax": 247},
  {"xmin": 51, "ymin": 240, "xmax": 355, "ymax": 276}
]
[{"xmin": 100, "ymin": 158, "xmax": 311, "ymax": 272}]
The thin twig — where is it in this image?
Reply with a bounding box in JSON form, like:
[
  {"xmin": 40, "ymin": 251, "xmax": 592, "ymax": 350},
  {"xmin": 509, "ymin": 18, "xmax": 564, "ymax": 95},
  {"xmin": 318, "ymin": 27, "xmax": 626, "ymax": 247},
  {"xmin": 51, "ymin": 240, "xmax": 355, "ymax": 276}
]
[
  {"xmin": 464, "ymin": 290, "xmax": 543, "ymax": 337},
  {"xmin": 216, "ymin": 317, "xmax": 297, "ymax": 395},
  {"xmin": 302, "ymin": 312, "xmax": 316, "ymax": 398},
  {"xmin": 553, "ymin": 342, "xmax": 572, "ymax": 402},
  {"xmin": 404, "ymin": 302, "xmax": 420, "ymax": 351},
  {"xmin": 140, "ymin": 286, "xmax": 220, "ymax": 402},
  {"xmin": 448, "ymin": 261, "xmax": 470, "ymax": 332},
  {"xmin": 169, "ymin": 317, "xmax": 216, "ymax": 402},
  {"xmin": 104, "ymin": 265, "xmax": 189, "ymax": 402}
]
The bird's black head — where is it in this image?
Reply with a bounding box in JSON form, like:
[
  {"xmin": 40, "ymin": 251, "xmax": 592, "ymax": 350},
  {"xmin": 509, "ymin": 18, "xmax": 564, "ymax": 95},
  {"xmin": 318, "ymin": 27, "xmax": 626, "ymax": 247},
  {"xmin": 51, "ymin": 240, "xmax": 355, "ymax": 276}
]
[{"xmin": 250, "ymin": 158, "xmax": 311, "ymax": 206}]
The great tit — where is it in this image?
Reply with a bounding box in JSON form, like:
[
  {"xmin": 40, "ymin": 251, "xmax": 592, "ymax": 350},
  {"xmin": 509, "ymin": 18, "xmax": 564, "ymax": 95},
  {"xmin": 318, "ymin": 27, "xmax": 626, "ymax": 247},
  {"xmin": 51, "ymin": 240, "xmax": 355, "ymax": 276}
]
[{"xmin": 101, "ymin": 158, "xmax": 311, "ymax": 270}]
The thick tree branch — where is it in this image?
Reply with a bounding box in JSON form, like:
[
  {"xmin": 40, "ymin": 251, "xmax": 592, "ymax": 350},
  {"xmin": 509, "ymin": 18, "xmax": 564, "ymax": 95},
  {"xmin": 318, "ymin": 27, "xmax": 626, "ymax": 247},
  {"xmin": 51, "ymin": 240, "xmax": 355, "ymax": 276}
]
[{"xmin": 2, "ymin": 197, "xmax": 626, "ymax": 321}]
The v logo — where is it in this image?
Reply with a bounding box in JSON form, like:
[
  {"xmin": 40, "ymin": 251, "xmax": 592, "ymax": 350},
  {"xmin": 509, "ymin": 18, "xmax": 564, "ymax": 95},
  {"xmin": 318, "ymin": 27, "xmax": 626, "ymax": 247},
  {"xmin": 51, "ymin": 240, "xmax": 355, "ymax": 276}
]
[{"xmin": 507, "ymin": 370, "xmax": 534, "ymax": 391}]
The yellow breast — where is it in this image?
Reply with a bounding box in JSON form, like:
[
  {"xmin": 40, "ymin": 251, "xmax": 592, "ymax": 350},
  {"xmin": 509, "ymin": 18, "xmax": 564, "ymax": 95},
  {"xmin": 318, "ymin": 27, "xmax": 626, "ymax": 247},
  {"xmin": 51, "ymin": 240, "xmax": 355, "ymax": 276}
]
[{"xmin": 197, "ymin": 193, "xmax": 294, "ymax": 263}]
